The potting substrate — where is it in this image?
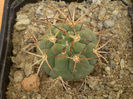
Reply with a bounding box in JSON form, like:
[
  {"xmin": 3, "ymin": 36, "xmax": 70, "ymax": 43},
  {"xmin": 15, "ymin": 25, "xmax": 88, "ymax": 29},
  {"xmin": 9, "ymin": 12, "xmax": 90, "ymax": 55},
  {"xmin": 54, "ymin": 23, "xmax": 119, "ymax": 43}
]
[{"xmin": 0, "ymin": 0, "xmax": 133, "ymax": 99}]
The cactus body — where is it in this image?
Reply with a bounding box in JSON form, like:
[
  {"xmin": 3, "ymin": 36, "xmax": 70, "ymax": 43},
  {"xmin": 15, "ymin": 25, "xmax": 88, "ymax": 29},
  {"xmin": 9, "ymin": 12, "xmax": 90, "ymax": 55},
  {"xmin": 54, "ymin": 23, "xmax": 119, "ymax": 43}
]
[{"xmin": 37, "ymin": 23, "xmax": 97, "ymax": 81}]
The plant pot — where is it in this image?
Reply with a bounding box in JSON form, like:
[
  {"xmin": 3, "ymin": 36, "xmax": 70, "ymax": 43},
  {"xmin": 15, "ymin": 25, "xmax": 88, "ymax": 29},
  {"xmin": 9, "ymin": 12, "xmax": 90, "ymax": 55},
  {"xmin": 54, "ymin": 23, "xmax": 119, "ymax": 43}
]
[{"xmin": 0, "ymin": 0, "xmax": 37, "ymax": 98}]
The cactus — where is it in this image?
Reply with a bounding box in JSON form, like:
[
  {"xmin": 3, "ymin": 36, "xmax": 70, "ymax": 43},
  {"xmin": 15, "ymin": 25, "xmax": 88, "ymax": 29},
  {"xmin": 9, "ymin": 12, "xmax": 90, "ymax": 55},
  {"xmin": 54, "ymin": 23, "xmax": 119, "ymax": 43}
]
[{"xmin": 36, "ymin": 22, "xmax": 97, "ymax": 81}]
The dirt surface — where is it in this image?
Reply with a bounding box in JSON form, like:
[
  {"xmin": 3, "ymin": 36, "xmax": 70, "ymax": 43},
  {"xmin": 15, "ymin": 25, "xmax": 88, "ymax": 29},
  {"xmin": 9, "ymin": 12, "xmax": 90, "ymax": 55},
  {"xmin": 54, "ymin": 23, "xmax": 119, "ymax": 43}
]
[{"xmin": 6, "ymin": 0, "xmax": 133, "ymax": 99}]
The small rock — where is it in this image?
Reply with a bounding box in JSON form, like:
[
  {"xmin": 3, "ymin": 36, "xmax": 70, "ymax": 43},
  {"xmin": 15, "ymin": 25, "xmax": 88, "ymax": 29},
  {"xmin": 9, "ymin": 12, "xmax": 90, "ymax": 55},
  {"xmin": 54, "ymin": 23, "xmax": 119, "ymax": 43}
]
[
  {"xmin": 127, "ymin": 67, "xmax": 133, "ymax": 74},
  {"xmin": 14, "ymin": 70, "xmax": 24, "ymax": 83},
  {"xmin": 125, "ymin": 69, "xmax": 130, "ymax": 75},
  {"xmin": 108, "ymin": 95, "xmax": 113, "ymax": 99},
  {"xmin": 46, "ymin": 8, "xmax": 54, "ymax": 18},
  {"xmin": 98, "ymin": 8, "xmax": 106, "ymax": 20},
  {"xmin": 32, "ymin": 93, "xmax": 42, "ymax": 99},
  {"xmin": 104, "ymin": 19, "xmax": 115, "ymax": 28},
  {"xmin": 129, "ymin": 95, "xmax": 133, "ymax": 99},
  {"xmin": 58, "ymin": 1, "xmax": 66, "ymax": 7},
  {"xmin": 103, "ymin": 94, "xmax": 108, "ymax": 98},
  {"xmin": 87, "ymin": 95, "xmax": 94, "ymax": 99},
  {"xmin": 120, "ymin": 59, "xmax": 125, "ymax": 69},
  {"xmin": 15, "ymin": 14, "xmax": 30, "ymax": 31},
  {"xmin": 87, "ymin": 0, "xmax": 93, "ymax": 4},
  {"xmin": 21, "ymin": 73, "xmax": 40, "ymax": 92},
  {"xmin": 101, "ymin": 36, "xmax": 107, "ymax": 40},
  {"xmin": 86, "ymin": 76, "xmax": 100, "ymax": 89},
  {"xmin": 36, "ymin": 2, "xmax": 46, "ymax": 15},
  {"xmin": 36, "ymin": 93, "xmax": 42, "ymax": 99},
  {"xmin": 109, "ymin": 81, "xmax": 116, "ymax": 86},
  {"xmin": 77, "ymin": 5, "xmax": 86, "ymax": 12},
  {"xmin": 117, "ymin": 13, "xmax": 122, "ymax": 18},
  {"xmin": 112, "ymin": 9, "xmax": 119, "ymax": 16},
  {"xmin": 92, "ymin": 0, "xmax": 101, "ymax": 4},
  {"xmin": 97, "ymin": 22, "xmax": 103, "ymax": 30},
  {"xmin": 24, "ymin": 63, "xmax": 33, "ymax": 76},
  {"xmin": 78, "ymin": 95, "xmax": 87, "ymax": 99},
  {"xmin": 90, "ymin": 20, "xmax": 97, "ymax": 27},
  {"xmin": 22, "ymin": 95, "xmax": 27, "ymax": 99},
  {"xmin": 16, "ymin": 14, "xmax": 28, "ymax": 20},
  {"xmin": 81, "ymin": 17, "xmax": 90, "ymax": 23},
  {"xmin": 105, "ymin": 66, "xmax": 111, "ymax": 75},
  {"xmin": 119, "ymin": 70, "xmax": 125, "ymax": 78},
  {"xmin": 15, "ymin": 19, "xmax": 30, "ymax": 31},
  {"xmin": 130, "ymin": 74, "xmax": 133, "ymax": 82},
  {"xmin": 131, "ymin": 83, "xmax": 133, "ymax": 87},
  {"xmin": 128, "ymin": 41, "xmax": 132, "ymax": 48},
  {"xmin": 64, "ymin": 94, "xmax": 72, "ymax": 99},
  {"xmin": 89, "ymin": 12, "xmax": 93, "ymax": 17},
  {"xmin": 82, "ymin": 96, "xmax": 87, "ymax": 99},
  {"xmin": 94, "ymin": 96, "xmax": 104, "ymax": 99}
]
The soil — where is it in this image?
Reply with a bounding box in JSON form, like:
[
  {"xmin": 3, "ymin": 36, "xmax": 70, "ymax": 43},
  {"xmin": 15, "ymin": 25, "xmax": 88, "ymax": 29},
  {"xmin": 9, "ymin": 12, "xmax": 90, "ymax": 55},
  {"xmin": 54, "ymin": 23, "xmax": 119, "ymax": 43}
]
[{"xmin": 6, "ymin": 0, "xmax": 133, "ymax": 99}]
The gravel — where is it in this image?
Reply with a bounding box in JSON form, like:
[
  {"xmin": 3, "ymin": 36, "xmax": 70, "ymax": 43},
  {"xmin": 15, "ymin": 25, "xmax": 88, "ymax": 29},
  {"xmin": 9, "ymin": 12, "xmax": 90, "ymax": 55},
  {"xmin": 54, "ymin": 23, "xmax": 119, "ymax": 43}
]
[{"xmin": 14, "ymin": 70, "xmax": 24, "ymax": 83}]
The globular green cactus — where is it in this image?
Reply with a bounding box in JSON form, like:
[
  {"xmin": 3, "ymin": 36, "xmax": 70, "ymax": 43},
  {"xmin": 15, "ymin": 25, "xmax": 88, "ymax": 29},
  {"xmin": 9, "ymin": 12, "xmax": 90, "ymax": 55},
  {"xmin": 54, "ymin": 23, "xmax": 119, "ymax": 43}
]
[{"xmin": 37, "ymin": 23, "xmax": 97, "ymax": 81}]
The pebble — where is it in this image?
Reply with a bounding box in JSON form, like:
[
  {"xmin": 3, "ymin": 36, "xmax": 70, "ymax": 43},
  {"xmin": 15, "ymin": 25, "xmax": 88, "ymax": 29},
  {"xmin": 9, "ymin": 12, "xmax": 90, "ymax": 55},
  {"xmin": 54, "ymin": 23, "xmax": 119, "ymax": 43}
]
[
  {"xmin": 103, "ymin": 94, "xmax": 108, "ymax": 98},
  {"xmin": 86, "ymin": 77, "xmax": 99, "ymax": 89},
  {"xmin": 98, "ymin": 8, "xmax": 106, "ymax": 20},
  {"xmin": 128, "ymin": 67, "xmax": 133, "ymax": 74},
  {"xmin": 16, "ymin": 14, "xmax": 28, "ymax": 20},
  {"xmin": 87, "ymin": 95, "xmax": 94, "ymax": 99},
  {"xmin": 64, "ymin": 94, "xmax": 72, "ymax": 99},
  {"xmin": 104, "ymin": 19, "xmax": 115, "ymax": 28},
  {"xmin": 78, "ymin": 95, "xmax": 87, "ymax": 99},
  {"xmin": 94, "ymin": 96, "xmax": 104, "ymax": 99},
  {"xmin": 128, "ymin": 41, "xmax": 132, "ymax": 48},
  {"xmin": 120, "ymin": 59, "xmax": 125, "ymax": 69},
  {"xmin": 32, "ymin": 93, "xmax": 41, "ymax": 99},
  {"xmin": 87, "ymin": 0, "xmax": 93, "ymax": 4},
  {"xmin": 97, "ymin": 22, "xmax": 103, "ymax": 30},
  {"xmin": 36, "ymin": 93, "xmax": 42, "ymax": 99},
  {"xmin": 119, "ymin": 70, "xmax": 125, "ymax": 78},
  {"xmin": 108, "ymin": 95, "xmax": 113, "ymax": 99},
  {"xmin": 81, "ymin": 17, "xmax": 90, "ymax": 23},
  {"xmin": 36, "ymin": 2, "xmax": 46, "ymax": 15},
  {"xmin": 92, "ymin": 0, "xmax": 102, "ymax": 4},
  {"xmin": 112, "ymin": 9, "xmax": 119, "ymax": 16},
  {"xmin": 109, "ymin": 81, "xmax": 116, "ymax": 86},
  {"xmin": 14, "ymin": 70, "xmax": 24, "ymax": 83},
  {"xmin": 46, "ymin": 9, "xmax": 54, "ymax": 18},
  {"xmin": 105, "ymin": 66, "xmax": 111, "ymax": 75},
  {"xmin": 15, "ymin": 14, "xmax": 30, "ymax": 31},
  {"xmin": 24, "ymin": 63, "xmax": 33, "ymax": 76},
  {"xmin": 58, "ymin": 1, "xmax": 66, "ymax": 8},
  {"xmin": 130, "ymin": 74, "xmax": 133, "ymax": 82},
  {"xmin": 129, "ymin": 95, "xmax": 133, "ymax": 99},
  {"xmin": 77, "ymin": 5, "xmax": 86, "ymax": 12},
  {"xmin": 22, "ymin": 95, "xmax": 27, "ymax": 99}
]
